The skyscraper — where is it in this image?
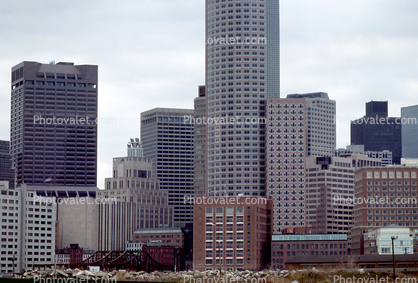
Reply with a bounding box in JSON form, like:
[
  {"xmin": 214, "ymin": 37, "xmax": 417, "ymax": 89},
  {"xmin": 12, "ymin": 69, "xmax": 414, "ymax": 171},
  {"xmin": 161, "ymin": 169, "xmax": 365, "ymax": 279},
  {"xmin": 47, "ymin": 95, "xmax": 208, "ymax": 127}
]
[
  {"xmin": 266, "ymin": 92, "xmax": 336, "ymax": 232},
  {"xmin": 140, "ymin": 108, "xmax": 194, "ymax": 227},
  {"xmin": 351, "ymin": 101, "xmax": 402, "ymax": 164},
  {"xmin": 286, "ymin": 92, "xmax": 336, "ymax": 157},
  {"xmin": 0, "ymin": 140, "xmax": 14, "ymax": 190},
  {"xmin": 10, "ymin": 61, "xmax": 98, "ymax": 189},
  {"xmin": 194, "ymin": 86, "xmax": 207, "ymax": 198},
  {"xmin": 205, "ymin": 0, "xmax": 280, "ymax": 197},
  {"xmin": 401, "ymin": 105, "xmax": 418, "ymax": 158}
]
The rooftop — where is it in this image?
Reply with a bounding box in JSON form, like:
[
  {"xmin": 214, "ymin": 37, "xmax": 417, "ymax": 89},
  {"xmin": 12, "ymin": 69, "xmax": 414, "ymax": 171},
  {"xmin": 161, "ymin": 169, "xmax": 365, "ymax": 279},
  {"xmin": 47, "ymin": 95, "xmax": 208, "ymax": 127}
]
[{"xmin": 272, "ymin": 234, "xmax": 347, "ymax": 242}]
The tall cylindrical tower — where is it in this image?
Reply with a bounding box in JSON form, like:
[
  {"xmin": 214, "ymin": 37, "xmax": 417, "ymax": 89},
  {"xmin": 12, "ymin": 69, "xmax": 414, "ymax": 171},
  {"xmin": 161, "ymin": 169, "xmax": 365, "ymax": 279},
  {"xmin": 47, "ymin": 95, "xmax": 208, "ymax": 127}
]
[{"xmin": 205, "ymin": 0, "xmax": 280, "ymax": 197}]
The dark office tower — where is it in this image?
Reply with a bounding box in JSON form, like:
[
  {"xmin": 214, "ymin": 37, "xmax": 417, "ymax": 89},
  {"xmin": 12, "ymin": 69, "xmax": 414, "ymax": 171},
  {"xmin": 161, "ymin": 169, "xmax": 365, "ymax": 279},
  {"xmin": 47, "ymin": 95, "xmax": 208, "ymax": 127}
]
[
  {"xmin": 351, "ymin": 101, "xmax": 402, "ymax": 164},
  {"xmin": 401, "ymin": 105, "xmax": 418, "ymax": 158},
  {"xmin": 366, "ymin": 101, "xmax": 388, "ymax": 117},
  {"xmin": 10, "ymin": 61, "xmax": 98, "ymax": 187},
  {"xmin": 140, "ymin": 108, "xmax": 194, "ymax": 227},
  {"xmin": 0, "ymin": 140, "xmax": 14, "ymax": 190},
  {"xmin": 205, "ymin": 0, "xmax": 280, "ymax": 197}
]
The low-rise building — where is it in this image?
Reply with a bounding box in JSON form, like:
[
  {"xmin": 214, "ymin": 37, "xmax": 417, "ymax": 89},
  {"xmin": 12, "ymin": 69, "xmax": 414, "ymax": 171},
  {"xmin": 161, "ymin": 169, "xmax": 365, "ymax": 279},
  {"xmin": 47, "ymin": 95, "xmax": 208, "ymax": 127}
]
[
  {"xmin": 362, "ymin": 224, "xmax": 417, "ymax": 255},
  {"xmin": 193, "ymin": 197, "xmax": 273, "ymax": 271},
  {"xmin": 271, "ymin": 233, "xmax": 348, "ymax": 270},
  {"xmin": 131, "ymin": 227, "xmax": 184, "ymax": 249},
  {"xmin": 126, "ymin": 241, "xmax": 145, "ymax": 251}
]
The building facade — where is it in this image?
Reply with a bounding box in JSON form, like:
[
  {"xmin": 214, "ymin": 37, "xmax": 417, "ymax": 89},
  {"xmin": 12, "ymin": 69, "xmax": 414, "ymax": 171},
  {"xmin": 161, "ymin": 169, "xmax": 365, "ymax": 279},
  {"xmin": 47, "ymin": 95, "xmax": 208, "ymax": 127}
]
[
  {"xmin": 362, "ymin": 225, "xmax": 416, "ymax": 255},
  {"xmin": 351, "ymin": 166, "xmax": 418, "ymax": 254},
  {"xmin": 266, "ymin": 93, "xmax": 336, "ymax": 233},
  {"xmin": 140, "ymin": 108, "xmax": 194, "ymax": 227},
  {"xmin": 10, "ymin": 61, "xmax": 98, "ymax": 187},
  {"xmin": 193, "ymin": 197, "xmax": 272, "ymax": 271},
  {"xmin": 57, "ymin": 197, "xmax": 99, "ymax": 251},
  {"xmin": 286, "ymin": 92, "xmax": 336, "ymax": 157},
  {"xmin": 335, "ymin": 145, "xmax": 393, "ymax": 166},
  {"xmin": 127, "ymin": 138, "xmax": 143, "ymax": 158},
  {"xmin": 131, "ymin": 227, "xmax": 184, "ymax": 249},
  {"xmin": 401, "ymin": 105, "xmax": 418, "ymax": 159},
  {"xmin": 305, "ymin": 154, "xmax": 381, "ymax": 234},
  {"xmin": 0, "ymin": 141, "xmax": 14, "ymax": 190},
  {"xmin": 205, "ymin": 0, "xmax": 280, "ymax": 198},
  {"xmin": 97, "ymin": 156, "xmax": 174, "ymax": 251},
  {"xmin": 271, "ymin": 233, "xmax": 348, "ymax": 270},
  {"xmin": 351, "ymin": 101, "xmax": 402, "ymax": 164},
  {"xmin": 194, "ymin": 86, "xmax": 206, "ymax": 198},
  {"xmin": 0, "ymin": 184, "xmax": 56, "ymax": 273}
]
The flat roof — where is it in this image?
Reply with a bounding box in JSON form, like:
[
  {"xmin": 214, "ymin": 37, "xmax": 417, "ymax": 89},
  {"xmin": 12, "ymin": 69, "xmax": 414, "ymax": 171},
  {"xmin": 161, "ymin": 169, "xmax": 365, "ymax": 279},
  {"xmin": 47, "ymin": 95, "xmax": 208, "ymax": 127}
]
[
  {"xmin": 133, "ymin": 227, "xmax": 182, "ymax": 234},
  {"xmin": 286, "ymin": 254, "xmax": 418, "ymax": 264},
  {"xmin": 272, "ymin": 234, "xmax": 347, "ymax": 242}
]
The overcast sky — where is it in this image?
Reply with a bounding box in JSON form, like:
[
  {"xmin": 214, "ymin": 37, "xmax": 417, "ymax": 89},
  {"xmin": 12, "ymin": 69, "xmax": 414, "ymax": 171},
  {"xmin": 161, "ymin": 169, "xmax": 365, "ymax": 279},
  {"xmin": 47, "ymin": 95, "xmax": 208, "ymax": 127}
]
[{"xmin": 1, "ymin": 0, "xmax": 417, "ymax": 189}]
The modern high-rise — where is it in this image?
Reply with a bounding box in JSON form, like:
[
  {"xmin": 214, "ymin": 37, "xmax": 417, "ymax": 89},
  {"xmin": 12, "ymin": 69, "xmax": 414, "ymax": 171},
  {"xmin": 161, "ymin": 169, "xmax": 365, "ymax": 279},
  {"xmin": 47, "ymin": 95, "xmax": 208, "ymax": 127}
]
[
  {"xmin": 10, "ymin": 61, "xmax": 98, "ymax": 188},
  {"xmin": 401, "ymin": 105, "xmax": 418, "ymax": 158},
  {"xmin": 286, "ymin": 92, "xmax": 336, "ymax": 157},
  {"xmin": 351, "ymin": 101, "xmax": 402, "ymax": 164},
  {"xmin": 0, "ymin": 140, "xmax": 14, "ymax": 190},
  {"xmin": 205, "ymin": 0, "xmax": 280, "ymax": 197},
  {"xmin": 194, "ymin": 86, "xmax": 207, "ymax": 198},
  {"xmin": 140, "ymin": 108, "xmax": 194, "ymax": 227},
  {"xmin": 304, "ymin": 154, "xmax": 381, "ymax": 234},
  {"xmin": 266, "ymin": 93, "xmax": 336, "ymax": 233}
]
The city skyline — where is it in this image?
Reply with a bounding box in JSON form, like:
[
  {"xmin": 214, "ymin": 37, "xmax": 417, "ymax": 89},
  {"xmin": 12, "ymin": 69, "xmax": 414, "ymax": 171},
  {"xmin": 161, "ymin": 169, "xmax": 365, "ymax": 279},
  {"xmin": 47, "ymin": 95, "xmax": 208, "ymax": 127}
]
[{"xmin": 1, "ymin": 1, "xmax": 418, "ymax": 189}]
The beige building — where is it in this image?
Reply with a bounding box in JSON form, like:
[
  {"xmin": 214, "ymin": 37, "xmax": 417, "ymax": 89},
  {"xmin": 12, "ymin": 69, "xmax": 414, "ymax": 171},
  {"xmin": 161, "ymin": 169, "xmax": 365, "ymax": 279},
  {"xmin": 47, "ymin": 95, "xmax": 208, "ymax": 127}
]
[
  {"xmin": 57, "ymin": 197, "xmax": 99, "ymax": 251},
  {"xmin": 97, "ymin": 156, "xmax": 174, "ymax": 251}
]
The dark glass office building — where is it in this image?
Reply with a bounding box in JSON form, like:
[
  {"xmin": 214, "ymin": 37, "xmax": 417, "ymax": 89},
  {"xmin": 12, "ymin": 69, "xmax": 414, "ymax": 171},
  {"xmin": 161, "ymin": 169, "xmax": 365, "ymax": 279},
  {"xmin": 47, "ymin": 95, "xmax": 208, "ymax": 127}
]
[
  {"xmin": 140, "ymin": 108, "xmax": 194, "ymax": 227},
  {"xmin": 0, "ymin": 140, "xmax": 14, "ymax": 190},
  {"xmin": 351, "ymin": 101, "xmax": 402, "ymax": 164},
  {"xmin": 10, "ymin": 61, "xmax": 98, "ymax": 188}
]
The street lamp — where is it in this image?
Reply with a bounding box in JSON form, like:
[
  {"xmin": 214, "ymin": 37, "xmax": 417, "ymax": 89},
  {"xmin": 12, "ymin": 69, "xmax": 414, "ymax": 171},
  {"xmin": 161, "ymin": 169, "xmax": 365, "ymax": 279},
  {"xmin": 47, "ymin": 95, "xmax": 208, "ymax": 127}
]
[{"xmin": 391, "ymin": 235, "xmax": 398, "ymax": 282}]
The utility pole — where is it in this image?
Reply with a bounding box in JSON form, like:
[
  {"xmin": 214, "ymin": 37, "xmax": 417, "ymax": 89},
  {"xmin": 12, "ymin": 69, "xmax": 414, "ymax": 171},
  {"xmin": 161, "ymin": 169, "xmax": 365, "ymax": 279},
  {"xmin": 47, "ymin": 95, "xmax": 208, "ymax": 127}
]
[{"xmin": 391, "ymin": 235, "xmax": 398, "ymax": 282}]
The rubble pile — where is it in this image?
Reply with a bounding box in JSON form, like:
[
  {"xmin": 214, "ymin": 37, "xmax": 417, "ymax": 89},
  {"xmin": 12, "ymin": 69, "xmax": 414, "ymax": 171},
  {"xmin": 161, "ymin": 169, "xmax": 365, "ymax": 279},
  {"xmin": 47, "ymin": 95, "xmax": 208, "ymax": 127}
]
[{"xmin": 22, "ymin": 268, "xmax": 289, "ymax": 282}]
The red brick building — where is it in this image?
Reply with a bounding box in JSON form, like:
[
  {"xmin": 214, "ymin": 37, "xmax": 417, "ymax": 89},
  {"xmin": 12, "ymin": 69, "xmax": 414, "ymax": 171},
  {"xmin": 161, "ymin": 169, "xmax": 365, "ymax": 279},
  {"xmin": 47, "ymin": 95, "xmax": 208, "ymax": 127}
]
[
  {"xmin": 142, "ymin": 246, "xmax": 184, "ymax": 270},
  {"xmin": 193, "ymin": 197, "xmax": 273, "ymax": 271},
  {"xmin": 271, "ymin": 233, "xmax": 348, "ymax": 270},
  {"xmin": 351, "ymin": 166, "xmax": 418, "ymax": 254},
  {"xmin": 131, "ymin": 227, "xmax": 184, "ymax": 249}
]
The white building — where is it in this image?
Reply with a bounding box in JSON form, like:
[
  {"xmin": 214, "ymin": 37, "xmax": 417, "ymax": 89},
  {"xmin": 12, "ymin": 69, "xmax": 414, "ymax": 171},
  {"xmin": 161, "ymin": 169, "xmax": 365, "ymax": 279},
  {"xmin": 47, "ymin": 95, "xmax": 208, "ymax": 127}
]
[
  {"xmin": 363, "ymin": 224, "xmax": 415, "ymax": 255},
  {"xmin": 126, "ymin": 241, "xmax": 144, "ymax": 251},
  {"xmin": 336, "ymin": 145, "xmax": 393, "ymax": 166},
  {"xmin": 0, "ymin": 184, "xmax": 56, "ymax": 273}
]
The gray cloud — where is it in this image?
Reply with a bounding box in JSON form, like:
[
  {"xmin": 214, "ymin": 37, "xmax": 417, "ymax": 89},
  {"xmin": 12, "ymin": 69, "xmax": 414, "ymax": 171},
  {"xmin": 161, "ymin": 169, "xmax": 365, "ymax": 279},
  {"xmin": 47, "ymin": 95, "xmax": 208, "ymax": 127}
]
[{"xmin": 0, "ymin": 0, "xmax": 417, "ymax": 188}]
